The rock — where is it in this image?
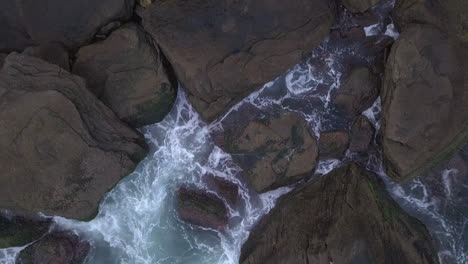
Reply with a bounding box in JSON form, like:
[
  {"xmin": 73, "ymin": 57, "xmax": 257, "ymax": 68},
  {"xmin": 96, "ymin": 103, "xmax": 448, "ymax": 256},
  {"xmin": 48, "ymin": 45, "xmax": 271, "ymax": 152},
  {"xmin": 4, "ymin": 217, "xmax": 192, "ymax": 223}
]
[
  {"xmin": 381, "ymin": 24, "xmax": 468, "ymax": 182},
  {"xmin": 332, "ymin": 67, "xmax": 379, "ymax": 117},
  {"xmin": 139, "ymin": 0, "xmax": 154, "ymax": 8},
  {"xmin": 73, "ymin": 23, "xmax": 177, "ymax": 127},
  {"xmin": 143, "ymin": 0, "xmax": 334, "ymax": 121},
  {"xmin": 0, "ymin": 212, "xmax": 52, "ymax": 248},
  {"xmin": 0, "ymin": 54, "xmax": 6, "ymax": 68},
  {"xmin": 22, "ymin": 43, "xmax": 70, "ymax": 71},
  {"xmin": 342, "ymin": 0, "xmax": 380, "ymax": 13},
  {"xmin": 0, "ymin": 54, "xmax": 148, "ymax": 220},
  {"xmin": 240, "ymin": 164, "xmax": 440, "ymax": 264},
  {"xmin": 218, "ymin": 112, "xmax": 318, "ymax": 193},
  {"xmin": 205, "ymin": 174, "xmax": 240, "ymax": 206},
  {"xmin": 97, "ymin": 21, "xmax": 122, "ymax": 37},
  {"xmin": 176, "ymin": 186, "xmax": 229, "ymax": 230},
  {"xmin": 16, "ymin": 231, "xmax": 90, "ymax": 264},
  {"xmin": 349, "ymin": 115, "xmax": 375, "ymax": 152},
  {"xmin": 318, "ymin": 131, "xmax": 349, "ymax": 159},
  {"xmin": 0, "ymin": 0, "xmax": 134, "ymax": 52}
]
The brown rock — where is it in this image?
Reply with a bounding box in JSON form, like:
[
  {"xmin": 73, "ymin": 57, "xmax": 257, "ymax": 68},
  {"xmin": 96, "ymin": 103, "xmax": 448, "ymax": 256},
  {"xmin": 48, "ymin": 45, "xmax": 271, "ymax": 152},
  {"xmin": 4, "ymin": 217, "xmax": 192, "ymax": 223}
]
[
  {"xmin": 0, "ymin": 212, "xmax": 52, "ymax": 249},
  {"xmin": 342, "ymin": 0, "xmax": 380, "ymax": 13},
  {"xmin": 205, "ymin": 174, "xmax": 240, "ymax": 207},
  {"xmin": 0, "ymin": 54, "xmax": 148, "ymax": 220},
  {"xmin": 349, "ymin": 115, "xmax": 375, "ymax": 152},
  {"xmin": 22, "ymin": 43, "xmax": 70, "ymax": 71},
  {"xmin": 318, "ymin": 130, "xmax": 349, "ymax": 159},
  {"xmin": 240, "ymin": 164, "xmax": 440, "ymax": 264},
  {"xmin": 219, "ymin": 112, "xmax": 318, "ymax": 193},
  {"xmin": 176, "ymin": 186, "xmax": 229, "ymax": 231},
  {"xmin": 73, "ymin": 23, "xmax": 177, "ymax": 127},
  {"xmin": 143, "ymin": 0, "xmax": 334, "ymax": 121}
]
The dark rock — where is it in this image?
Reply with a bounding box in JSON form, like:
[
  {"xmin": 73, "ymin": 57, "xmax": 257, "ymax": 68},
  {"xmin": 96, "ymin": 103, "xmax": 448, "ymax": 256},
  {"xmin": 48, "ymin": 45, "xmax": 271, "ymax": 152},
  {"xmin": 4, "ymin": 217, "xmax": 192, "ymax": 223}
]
[
  {"xmin": 218, "ymin": 112, "xmax": 318, "ymax": 193},
  {"xmin": 16, "ymin": 231, "xmax": 90, "ymax": 264},
  {"xmin": 240, "ymin": 164, "xmax": 440, "ymax": 264},
  {"xmin": 381, "ymin": 24, "xmax": 468, "ymax": 182},
  {"xmin": 318, "ymin": 130, "xmax": 349, "ymax": 159},
  {"xmin": 0, "ymin": 212, "xmax": 52, "ymax": 248},
  {"xmin": 0, "ymin": 54, "xmax": 148, "ymax": 220},
  {"xmin": 176, "ymin": 186, "xmax": 229, "ymax": 231},
  {"xmin": 342, "ymin": 0, "xmax": 380, "ymax": 13},
  {"xmin": 332, "ymin": 67, "xmax": 380, "ymax": 117},
  {"xmin": 22, "ymin": 43, "xmax": 70, "ymax": 71},
  {"xmin": 73, "ymin": 23, "xmax": 176, "ymax": 127},
  {"xmin": 0, "ymin": 54, "xmax": 6, "ymax": 68},
  {"xmin": 349, "ymin": 115, "xmax": 375, "ymax": 153},
  {"xmin": 143, "ymin": 0, "xmax": 334, "ymax": 121},
  {"xmin": 97, "ymin": 21, "xmax": 122, "ymax": 37},
  {"xmin": 0, "ymin": 0, "xmax": 134, "ymax": 52},
  {"xmin": 205, "ymin": 174, "xmax": 240, "ymax": 206}
]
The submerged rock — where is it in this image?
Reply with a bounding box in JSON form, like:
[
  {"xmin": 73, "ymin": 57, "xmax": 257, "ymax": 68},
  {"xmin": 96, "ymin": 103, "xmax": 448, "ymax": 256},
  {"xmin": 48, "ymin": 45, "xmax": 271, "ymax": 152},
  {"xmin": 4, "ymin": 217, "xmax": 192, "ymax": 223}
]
[
  {"xmin": 176, "ymin": 186, "xmax": 229, "ymax": 231},
  {"xmin": 240, "ymin": 164, "xmax": 440, "ymax": 264},
  {"xmin": 349, "ymin": 115, "xmax": 375, "ymax": 153},
  {"xmin": 73, "ymin": 23, "xmax": 177, "ymax": 127},
  {"xmin": 0, "ymin": 54, "xmax": 148, "ymax": 220},
  {"xmin": 22, "ymin": 43, "xmax": 70, "ymax": 71},
  {"xmin": 332, "ymin": 67, "xmax": 380, "ymax": 117},
  {"xmin": 0, "ymin": 0, "xmax": 134, "ymax": 52},
  {"xmin": 143, "ymin": 0, "xmax": 334, "ymax": 121},
  {"xmin": 16, "ymin": 231, "xmax": 90, "ymax": 264},
  {"xmin": 0, "ymin": 212, "xmax": 52, "ymax": 249},
  {"xmin": 218, "ymin": 112, "xmax": 318, "ymax": 193},
  {"xmin": 318, "ymin": 130, "xmax": 349, "ymax": 160},
  {"xmin": 381, "ymin": 24, "xmax": 468, "ymax": 182}
]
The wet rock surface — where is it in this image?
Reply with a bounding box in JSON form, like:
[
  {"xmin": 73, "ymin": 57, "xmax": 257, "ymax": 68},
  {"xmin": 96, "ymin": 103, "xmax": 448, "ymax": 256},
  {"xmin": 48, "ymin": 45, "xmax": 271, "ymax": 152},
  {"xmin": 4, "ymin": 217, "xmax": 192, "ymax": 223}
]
[
  {"xmin": 0, "ymin": 213, "xmax": 52, "ymax": 249},
  {"xmin": 0, "ymin": 54, "xmax": 148, "ymax": 220},
  {"xmin": 349, "ymin": 115, "xmax": 375, "ymax": 153},
  {"xmin": 318, "ymin": 130, "xmax": 349, "ymax": 159},
  {"xmin": 216, "ymin": 111, "xmax": 318, "ymax": 193},
  {"xmin": 73, "ymin": 23, "xmax": 177, "ymax": 127},
  {"xmin": 176, "ymin": 186, "xmax": 229, "ymax": 231},
  {"xmin": 143, "ymin": 0, "xmax": 335, "ymax": 121},
  {"xmin": 16, "ymin": 231, "xmax": 90, "ymax": 264},
  {"xmin": 205, "ymin": 174, "xmax": 240, "ymax": 207},
  {"xmin": 240, "ymin": 164, "xmax": 440, "ymax": 264}
]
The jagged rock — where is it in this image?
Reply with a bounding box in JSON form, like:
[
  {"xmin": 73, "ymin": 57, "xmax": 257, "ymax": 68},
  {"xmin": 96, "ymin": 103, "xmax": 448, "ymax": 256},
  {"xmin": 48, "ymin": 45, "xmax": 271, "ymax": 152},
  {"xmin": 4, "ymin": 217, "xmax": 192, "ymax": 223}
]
[
  {"xmin": 349, "ymin": 115, "xmax": 375, "ymax": 152},
  {"xmin": 332, "ymin": 67, "xmax": 379, "ymax": 117},
  {"xmin": 217, "ymin": 112, "xmax": 318, "ymax": 193},
  {"xmin": 381, "ymin": 24, "xmax": 468, "ymax": 182},
  {"xmin": 0, "ymin": 212, "xmax": 52, "ymax": 248},
  {"xmin": 342, "ymin": 0, "xmax": 380, "ymax": 13},
  {"xmin": 16, "ymin": 231, "xmax": 90, "ymax": 264},
  {"xmin": 73, "ymin": 23, "xmax": 176, "ymax": 127},
  {"xmin": 318, "ymin": 130, "xmax": 349, "ymax": 159},
  {"xmin": 0, "ymin": 0, "xmax": 134, "ymax": 52},
  {"xmin": 205, "ymin": 174, "xmax": 240, "ymax": 207},
  {"xmin": 176, "ymin": 186, "xmax": 229, "ymax": 230},
  {"xmin": 143, "ymin": 0, "xmax": 334, "ymax": 121},
  {"xmin": 22, "ymin": 43, "xmax": 70, "ymax": 71},
  {"xmin": 0, "ymin": 54, "xmax": 148, "ymax": 220},
  {"xmin": 240, "ymin": 164, "xmax": 440, "ymax": 264}
]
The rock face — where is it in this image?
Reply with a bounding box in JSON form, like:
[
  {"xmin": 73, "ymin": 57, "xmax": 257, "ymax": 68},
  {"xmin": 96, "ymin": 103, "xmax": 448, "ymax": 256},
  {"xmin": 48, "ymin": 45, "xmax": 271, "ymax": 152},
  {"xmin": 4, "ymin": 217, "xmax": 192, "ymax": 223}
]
[
  {"xmin": 218, "ymin": 112, "xmax": 318, "ymax": 193},
  {"xmin": 22, "ymin": 43, "xmax": 70, "ymax": 71},
  {"xmin": 332, "ymin": 67, "xmax": 379, "ymax": 117},
  {"xmin": 318, "ymin": 131, "xmax": 349, "ymax": 159},
  {"xmin": 342, "ymin": 0, "xmax": 380, "ymax": 13},
  {"xmin": 176, "ymin": 186, "xmax": 229, "ymax": 230},
  {"xmin": 0, "ymin": 213, "xmax": 52, "ymax": 248},
  {"xmin": 205, "ymin": 174, "xmax": 240, "ymax": 207},
  {"xmin": 0, "ymin": 54, "xmax": 148, "ymax": 220},
  {"xmin": 349, "ymin": 115, "xmax": 375, "ymax": 153},
  {"xmin": 0, "ymin": 0, "xmax": 134, "ymax": 52},
  {"xmin": 16, "ymin": 231, "xmax": 90, "ymax": 264},
  {"xmin": 240, "ymin": 164, "xmax": 440, "ymax": 264},
  {"xmin": 73, "ymin": 23, "xmax": 177, "ymax": 127},
  {"xmin": 143, "ymin": 0, "xmax": 334, "ymax": 121},
  {"xmin": 381, "ymin": 24, "xmax": 468, "ymax": 182}
]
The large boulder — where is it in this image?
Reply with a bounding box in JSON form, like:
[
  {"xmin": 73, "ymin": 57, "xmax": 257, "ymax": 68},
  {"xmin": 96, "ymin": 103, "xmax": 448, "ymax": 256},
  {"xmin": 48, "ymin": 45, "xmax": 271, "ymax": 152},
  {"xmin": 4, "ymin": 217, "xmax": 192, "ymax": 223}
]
[
  {"xmin": 318, "ymin": 130, "xmax": 349, "ymax": 159},
  {"xmin": 240, "ymin": 164, "xmax": 440, "ymax": 264},
  {"xmin": 73, "ymin": 23, "xmax": 177, "ymax": 127},
  {"xmin": 176, "ymin": 186, "xmax": 229, "ymax": 231},
  {"xmin": 0, "ymin": 54, "xmax": 148, "ymax": 220},
  {"xmin": 349, "ymin": 115, "xmax": 375, "ymax": 153},
  {"xmin": 0, "ymin": 0, "xmax": 134, "ymax": 52},
  {"xmin": 381, "ymin": 24, "xmax": 468, "ymax": 182},
  {"xmin": 0, "ymin": 212, "xmax": 52, "ymax": 249},
  {"xmin": 16, "ymin": 231, "xmax": 90, "ymax": 264},
  {"xmin": 143, "ymin": 0, "xmax": 334, "ymax": 121},
  {"xmin": 22, "ymin": 43, "xmax": 70, "ymax": 71},
  {"xmin": 217, "ymin": 112, "xmax": 318, "ymax": 193}
]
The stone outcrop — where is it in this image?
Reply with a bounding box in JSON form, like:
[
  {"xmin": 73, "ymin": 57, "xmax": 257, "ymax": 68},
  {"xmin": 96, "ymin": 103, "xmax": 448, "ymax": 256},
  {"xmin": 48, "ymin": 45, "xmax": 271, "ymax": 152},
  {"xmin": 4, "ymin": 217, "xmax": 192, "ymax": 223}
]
[
  {"xmin": 0, "ymin": 54, "xmax": 148, "ymax": 220},
  {"xmin": 143, "ymin": 0, "xmax": 334, "ymax": 120},
  {"xmin": 318, "ymin": 130, "xmax": 349, "ymax": 159},
  {"xmin": 73, "ymin": 23, "xmax": 177, "ymax": 127},
  {"xmin": 240, "ymin": 164, "xmax": 440, "ymax": 264},
  {"xmin": 349, "ymin": 115, "xmax": 375, "ymax": 153}
]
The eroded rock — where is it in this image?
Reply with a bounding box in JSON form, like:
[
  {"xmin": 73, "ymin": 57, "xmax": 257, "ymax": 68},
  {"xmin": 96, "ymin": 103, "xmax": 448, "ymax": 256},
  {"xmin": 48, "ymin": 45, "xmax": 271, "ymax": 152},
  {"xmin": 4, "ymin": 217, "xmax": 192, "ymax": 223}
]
[
  {"xmin": 318, "ymin": 130, "xmax": 349, "ymax": 159},
  {"xmin": 349, "ymin": 115, "xmax": 375, "ymax": 153},
  {"xmin": 205, "ymin": 174, "xmax": 240, "ymax": 207}
]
